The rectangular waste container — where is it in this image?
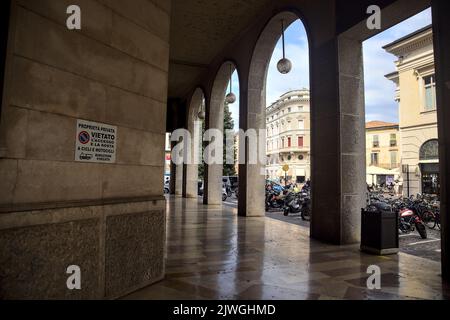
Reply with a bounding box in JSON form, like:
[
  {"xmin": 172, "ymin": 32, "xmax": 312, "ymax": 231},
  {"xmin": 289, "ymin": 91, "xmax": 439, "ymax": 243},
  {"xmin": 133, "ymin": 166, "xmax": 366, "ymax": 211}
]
[{"xmin": 361, "ymin": 207, "xmax": 399, "ymax": 255}]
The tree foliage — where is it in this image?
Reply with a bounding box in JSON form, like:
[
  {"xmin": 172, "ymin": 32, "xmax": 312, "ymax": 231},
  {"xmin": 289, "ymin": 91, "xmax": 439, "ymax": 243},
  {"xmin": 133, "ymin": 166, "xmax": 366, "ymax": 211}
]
[{"xmin": 198, "ymin": 102, "xmax": 236, "ymax": 180}]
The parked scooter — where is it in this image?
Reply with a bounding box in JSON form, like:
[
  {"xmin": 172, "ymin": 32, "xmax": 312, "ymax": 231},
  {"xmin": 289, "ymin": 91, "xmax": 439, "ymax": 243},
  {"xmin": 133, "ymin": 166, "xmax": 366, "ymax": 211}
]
[
  {"xmin": 283, "ymin": 193, "xmax": 302, "ymax": 216},
  {"xmin": 283, "ymin": 191, "xmax": 311, "ymax": 221}
]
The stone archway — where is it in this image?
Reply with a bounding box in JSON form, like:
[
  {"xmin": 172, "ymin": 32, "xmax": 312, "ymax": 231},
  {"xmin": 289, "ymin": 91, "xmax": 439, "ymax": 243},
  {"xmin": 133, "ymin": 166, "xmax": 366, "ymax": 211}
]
[
  {"xmin": 204, "ymin": 62, "xmax": 238, "ymax": 205},
  {"xmin": 184, "ymin": 88, "xmax": 205, "ymax": 198},
  {"xmin": 243, "ymin": 12, "xmax": 306, "ymax": 217}
]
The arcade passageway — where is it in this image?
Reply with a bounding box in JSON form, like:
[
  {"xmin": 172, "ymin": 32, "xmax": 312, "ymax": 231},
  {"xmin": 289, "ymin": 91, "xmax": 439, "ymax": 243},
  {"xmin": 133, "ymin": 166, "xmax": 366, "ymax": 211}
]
[
  {"xmin": 0, "ymin": 0, "xmax": 449, "ymax": 299},
  {"xmin": 123, "ymin": 196, "xmax": 448, "ymax": 300}
]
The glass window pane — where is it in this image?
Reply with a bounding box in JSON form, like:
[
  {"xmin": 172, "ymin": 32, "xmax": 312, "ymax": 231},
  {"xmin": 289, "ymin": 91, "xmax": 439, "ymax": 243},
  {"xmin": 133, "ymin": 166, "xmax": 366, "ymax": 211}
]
[{"xmin": 425, "ymin": 86, "xmax": 433, "ymax": 110}]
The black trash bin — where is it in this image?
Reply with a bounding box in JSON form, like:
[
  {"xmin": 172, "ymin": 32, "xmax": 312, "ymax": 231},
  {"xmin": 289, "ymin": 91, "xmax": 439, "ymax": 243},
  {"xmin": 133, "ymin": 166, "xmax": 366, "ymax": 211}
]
[{"xmin": 361, "ymin": 202, "xmax": 399, "ymax": 255}]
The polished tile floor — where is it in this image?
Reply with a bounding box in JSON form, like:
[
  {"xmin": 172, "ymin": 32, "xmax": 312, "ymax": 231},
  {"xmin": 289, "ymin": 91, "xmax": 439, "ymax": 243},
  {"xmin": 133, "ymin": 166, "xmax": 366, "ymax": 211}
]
[{"xmin": 123, "ymin": 196, "xmax": 450, "ymax": 300}]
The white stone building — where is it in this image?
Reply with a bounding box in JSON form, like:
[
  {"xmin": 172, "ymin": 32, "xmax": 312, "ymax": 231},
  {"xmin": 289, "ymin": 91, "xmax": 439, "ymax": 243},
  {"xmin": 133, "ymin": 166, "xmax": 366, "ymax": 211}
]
[
  {"xmin": 266, "ymin": 89, "xmax": 311, "ymax": 183},
  {"xmin": 384, "ymin": 25, "xmax": 439, "ymax": 196}
]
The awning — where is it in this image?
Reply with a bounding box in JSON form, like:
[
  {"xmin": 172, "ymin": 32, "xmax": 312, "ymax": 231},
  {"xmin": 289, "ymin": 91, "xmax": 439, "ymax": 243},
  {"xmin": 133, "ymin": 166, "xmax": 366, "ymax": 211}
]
[{"xmin": 366, "ymin": 165, "xmax": 395, "ymax": 176}]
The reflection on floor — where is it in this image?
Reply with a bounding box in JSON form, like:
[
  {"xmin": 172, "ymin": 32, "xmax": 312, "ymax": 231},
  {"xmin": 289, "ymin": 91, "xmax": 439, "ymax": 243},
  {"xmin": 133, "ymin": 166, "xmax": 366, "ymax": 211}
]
[{"xmin": 123, "ymin": 196, "xmax": 450, "ymax": 300}]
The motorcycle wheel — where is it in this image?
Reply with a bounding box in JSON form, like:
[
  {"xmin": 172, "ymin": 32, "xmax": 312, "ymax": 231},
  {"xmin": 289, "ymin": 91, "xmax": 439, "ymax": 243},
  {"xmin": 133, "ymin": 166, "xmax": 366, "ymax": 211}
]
[
  {"xmin": 301, "ymin": 207, "xmax": 311, "ymax": 221},
  {"xmin": 415, "ymin": 222, "xmax": 428, "ymax": 239},
  {"xmin": 222, "ymin": 194, "xmax": 227, "ymax": 202},
  {"xmin": 283, "ymin": 208, "xmax": 289, "ymax": 216},
  {"xmin": 422, "ymin": 212, "xmax": 436, "ymax": 229}
]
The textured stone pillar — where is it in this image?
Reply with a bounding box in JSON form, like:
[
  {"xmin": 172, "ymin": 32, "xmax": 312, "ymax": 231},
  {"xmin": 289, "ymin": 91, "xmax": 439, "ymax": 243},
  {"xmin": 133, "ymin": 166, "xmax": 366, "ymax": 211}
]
[
  {"xmin": 169, "ymin": 143, "xmax": 176, "ymax": 195},
  {"xmin": 184, "ymin": 120, "xmax": 202, "ymax": 198},
  {"xmin": 185, "ymin": 90, "xmax": 203, "ymax": 199},
  {"xmin": 204, "ymin": 65, "xmax": 229, "ymax": 206},
  {"xmin": 310, "ymin": 35, "xmax": 366, "ymax": 245},
  {"xmin": 244, "ymin": 69, "xmax": 268, "ymax": 217},
  {"xmin": 175, "ymin": 164, "xmax": 183, "ymax": 196},
  {"xmin": 205, "ymin": 97, "xmax": 223, "ymax": 205},
  {"xmin": 432, "ymin": 0, "xmax": 450, "ymax": 281},
  {"xmin": 337, "ymin": 35, "xmax": 367, "ymax": 244},
  {"xmin": 185, "ymin": 161, "xmax": 199, "ymax": 198},
  {"xmin": 0, "ymin": 0, "xmax": 170, "ymax": 298}
]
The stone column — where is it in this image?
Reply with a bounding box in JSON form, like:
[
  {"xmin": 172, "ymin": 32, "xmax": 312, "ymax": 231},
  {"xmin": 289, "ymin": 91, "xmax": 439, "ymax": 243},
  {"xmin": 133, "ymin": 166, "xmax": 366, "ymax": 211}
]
[
  {"xmin": 175, "ymin": 164, "xmax": 183, "ymax": 196},
  {"xmin": 337, "ymin": 35, "xmax": 367, "ymax": 244},
  {"xmin": 185, "ymin": 101, "xmax": 202, "ymax": 199},
  {"xmin": 205, "ymin": 100, "xmax": 223, "ymax": 205},
  {"xmin": 169, "ymin": 142, "xmax": 176, "ymax": 195},
  {"xmin": 310, "ymin": 35, "xmax": 366, "ymax": 245},
  {"xmin": 204, "ymin": 66, "xmax": 229, "ymax": 206},
  {"xmin": 432, "ymin": 0, "xmax": 450, "ymax": 281},
  {"xmin": 243, "ymin": 67, "xmax": 268, "ymax": 217}
]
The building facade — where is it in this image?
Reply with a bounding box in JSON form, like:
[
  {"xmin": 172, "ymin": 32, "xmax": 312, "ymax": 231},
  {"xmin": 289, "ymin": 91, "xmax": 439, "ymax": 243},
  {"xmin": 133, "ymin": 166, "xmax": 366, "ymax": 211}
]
[
  {"xmin": 266, "ymin": 90, "xmax": 310, "ymax": 184},
  {"xmin": 384, "ymin": 25, "xmax": 439, "ymax": 196},
  {"xmin": 365, "ymin": 121, "xmax": 400, "ymax": 186}
]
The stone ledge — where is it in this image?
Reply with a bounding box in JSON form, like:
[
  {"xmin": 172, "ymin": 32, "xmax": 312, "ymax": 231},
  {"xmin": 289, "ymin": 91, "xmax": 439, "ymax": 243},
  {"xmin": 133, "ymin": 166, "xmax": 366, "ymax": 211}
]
[{"xmin": 0, "ymin": 195, "xmax": 165, "ymax": 214}]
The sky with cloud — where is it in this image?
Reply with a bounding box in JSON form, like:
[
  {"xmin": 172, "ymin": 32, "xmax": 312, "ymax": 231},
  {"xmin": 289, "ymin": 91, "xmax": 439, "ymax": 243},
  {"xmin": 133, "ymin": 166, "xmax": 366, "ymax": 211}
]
[{"xmin": 227, "ymin": 8, "xmax": 432, "ymax": 127}]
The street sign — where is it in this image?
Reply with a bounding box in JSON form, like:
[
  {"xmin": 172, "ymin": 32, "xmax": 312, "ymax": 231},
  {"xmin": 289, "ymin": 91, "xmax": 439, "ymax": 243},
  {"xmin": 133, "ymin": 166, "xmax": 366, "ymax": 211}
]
[{"xmin": 282, "ymin": 164, "xmax": 289, "ymax": 172}]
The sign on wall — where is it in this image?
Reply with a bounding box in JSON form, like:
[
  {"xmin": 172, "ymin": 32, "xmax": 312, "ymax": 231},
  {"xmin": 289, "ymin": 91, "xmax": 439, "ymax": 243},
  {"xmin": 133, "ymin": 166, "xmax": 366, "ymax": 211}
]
[{"xmin": 75, "ymin": 119, "xmax": 117, "ymax": 163}]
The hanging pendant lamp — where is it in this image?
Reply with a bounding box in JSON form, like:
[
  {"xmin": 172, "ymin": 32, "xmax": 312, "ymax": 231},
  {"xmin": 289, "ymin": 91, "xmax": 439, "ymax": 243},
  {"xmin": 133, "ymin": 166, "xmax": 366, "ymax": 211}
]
[
  {"xmin": 225, "ymin": 63, "xmax": 236, "ymax": 104},
  {"xmin": 197, "ymin": 100, "xmax": 206, "ymax": 120},
  {"xmin": 277, "ymin": 20, "xmax": 292, "ymax": 74}
]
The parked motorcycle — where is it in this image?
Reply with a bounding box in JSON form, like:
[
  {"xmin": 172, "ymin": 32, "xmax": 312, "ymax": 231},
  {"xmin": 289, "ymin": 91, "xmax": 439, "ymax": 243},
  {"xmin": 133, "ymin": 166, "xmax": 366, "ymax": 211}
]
[
  {"xmin": 283, "ymin": 192, "xmax": 302, "ymax": 216},
  {"xmin": 368, "ymin": 193, "xmax": 429, "ymax": 239},
  {"xmin": 300, "ymin": 196, "xmax": 311, "ymax": 221},
  {"xmin": 398, "ymin": 207, "xmax": 427, "ymax": 239},
  {"xmin": 222, "ymin": 187, "xmax": 228, "ymax": 202},
  {"xmin": 283, "ymin": 192, "xmax": 311, "ymax": 221},
  {"xmin": 265, "ymin": 189, "xmax": 285, "ymax": 211}
]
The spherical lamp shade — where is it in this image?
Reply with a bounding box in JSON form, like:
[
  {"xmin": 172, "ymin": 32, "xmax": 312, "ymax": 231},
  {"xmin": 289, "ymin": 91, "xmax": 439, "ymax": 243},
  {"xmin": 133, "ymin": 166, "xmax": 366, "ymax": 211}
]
[
  {"xmin": 225, "ymin": 92, "xmax": 236, "ymax": 104},
  {"xmin": 197, "ymin": 110, "xmax": 206, "ymax": 120},
  {"xmin": 277, "ymin": 58, "xmax": 292, "ymax": 74}
]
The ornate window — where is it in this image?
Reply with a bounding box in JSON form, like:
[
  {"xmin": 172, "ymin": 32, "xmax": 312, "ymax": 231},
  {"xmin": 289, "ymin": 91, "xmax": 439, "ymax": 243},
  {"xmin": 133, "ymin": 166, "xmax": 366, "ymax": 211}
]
[{"xmin": 420, "ymin": 139, "xmax": 439, "ymax": 161}]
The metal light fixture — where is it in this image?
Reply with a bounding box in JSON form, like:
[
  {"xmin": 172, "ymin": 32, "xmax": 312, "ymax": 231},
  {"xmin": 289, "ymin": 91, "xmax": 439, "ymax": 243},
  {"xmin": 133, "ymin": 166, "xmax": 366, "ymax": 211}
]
[
  {"xmin": 277, "ymin": 20, "xmax": 292, "ymax": 74},
  {"xmin": 197, "ymin": 101, "xmax": 205, "ymax": 120},
  {"xmin": 225, "ymin": 63, "xmax": 236, "ymax": 104}
]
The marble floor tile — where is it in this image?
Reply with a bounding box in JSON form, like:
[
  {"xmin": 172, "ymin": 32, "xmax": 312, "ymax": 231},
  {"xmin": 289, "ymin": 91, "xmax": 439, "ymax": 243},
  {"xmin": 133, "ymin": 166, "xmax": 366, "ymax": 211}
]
[{"xmin": 122, "ymin": 196, "xmax": 450, "ymax": 300}]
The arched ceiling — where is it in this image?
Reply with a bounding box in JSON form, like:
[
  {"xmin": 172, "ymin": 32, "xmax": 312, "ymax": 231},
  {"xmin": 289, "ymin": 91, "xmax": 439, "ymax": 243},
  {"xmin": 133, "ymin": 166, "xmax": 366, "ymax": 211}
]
[
  {"xmin": 168, "ymin": 0, "xmax": 272, "ymax": 99},
  {"xmin": 167, "ymin": 0, "xmax": 427, "ymax": 100}
]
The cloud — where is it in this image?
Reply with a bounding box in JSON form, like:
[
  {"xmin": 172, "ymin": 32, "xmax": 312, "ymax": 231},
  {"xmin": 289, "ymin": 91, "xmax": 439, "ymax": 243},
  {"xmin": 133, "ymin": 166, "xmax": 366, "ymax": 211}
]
[
  {"xmin": 266, "ymin": 20, "xmax": 310, "ymax": 106},
  {"xmin": 229, "ymin": 9, "xmax": 431, "ymax": 126},
  {"xmin": 363, "ymin": 8, "xmax": 431, "ymax": 122}
]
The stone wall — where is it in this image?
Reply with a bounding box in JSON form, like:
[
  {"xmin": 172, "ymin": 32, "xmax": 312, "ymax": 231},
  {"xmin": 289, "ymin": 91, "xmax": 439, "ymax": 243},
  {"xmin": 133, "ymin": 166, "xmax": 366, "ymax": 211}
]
[{"xmin": 0, "ymin": 0, "xmax": 170, "ymax": 299}]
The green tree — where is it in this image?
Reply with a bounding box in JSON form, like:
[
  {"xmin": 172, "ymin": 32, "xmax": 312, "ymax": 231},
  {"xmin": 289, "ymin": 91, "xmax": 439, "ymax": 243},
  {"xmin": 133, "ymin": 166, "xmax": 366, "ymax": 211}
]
[
  {"xmin": 223, "ymin": 102, "xmax": 236, "ymax": 177},
  {"xmin": 198, "ymin": 120, "xmax": 206, "ymax": 180},
  {"xmin": 198, "ymin": 102, "xmax": 236, "ymax": 181}
]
